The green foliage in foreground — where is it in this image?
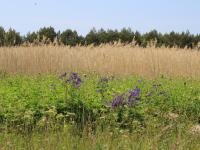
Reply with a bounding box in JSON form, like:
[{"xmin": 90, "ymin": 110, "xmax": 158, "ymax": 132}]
[{"xmin": 0, "ymin": 73, "xmax": 199, "ymax": 149}]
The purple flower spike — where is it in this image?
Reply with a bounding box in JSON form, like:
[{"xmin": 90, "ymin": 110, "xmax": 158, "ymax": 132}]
[
  {"xmin": 127, "ymin": 87, "xmax": 141, "ymax": 105},
  {"xmin": 71, "ymin": 73, "xmax": 78, "ymax": 79},
  {"xmin": 129, "ymin": 87, "xmax": 140, "ymax": 98},
  {"xmin": 107, "ymin": 87, "xmax": 141, "ymax": 109},
  {"xmin": 66, "ymin": 73, "xmax": 82, "ymax": 87},
  {"xmin": 111, "ymin": 95, "xmax": 124, "ymax": 108}
]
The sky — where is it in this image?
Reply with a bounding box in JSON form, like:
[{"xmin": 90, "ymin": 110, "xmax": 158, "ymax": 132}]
[{"xmin": 1, "ymin": 0, "xmax": 200, "ymax": 35}]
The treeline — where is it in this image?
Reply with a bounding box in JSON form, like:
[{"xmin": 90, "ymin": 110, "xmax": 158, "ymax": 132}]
[{"xmin": 0, "ymin": 26, "xmax": 200, "ymax": 48}]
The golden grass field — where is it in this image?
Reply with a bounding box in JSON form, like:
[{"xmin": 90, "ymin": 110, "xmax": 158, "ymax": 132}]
[{"xmin": 0, "ymin": 45, "xmax": 200, "ymax": 78}]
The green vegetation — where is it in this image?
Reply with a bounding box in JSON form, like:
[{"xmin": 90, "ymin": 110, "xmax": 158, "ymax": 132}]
[
  {"xmin": 0, "ymin": 72, "xmax": 199, "ymax": 149},
  {"xmin": 0, "ymin": 26, "xmax": 200, "ymax": 48}
]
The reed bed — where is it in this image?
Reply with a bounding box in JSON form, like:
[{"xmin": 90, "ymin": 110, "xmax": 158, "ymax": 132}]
[{"xmin": 0, "ymin": 45, "xmax": 200, "ymax": 78}]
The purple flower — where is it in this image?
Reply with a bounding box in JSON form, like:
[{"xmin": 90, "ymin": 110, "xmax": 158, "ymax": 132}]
[
  {"xmin": 107, "ymin": 87, "xmax": 141, "ymax": 109},
  {"xmin": 127, "ymin": 87, "xmax": 141, "ymax": 105},
  {"xmin": 66, "ymin": 73, "xmax": 82, "ymax": 87},
  {"xmin": 128, "ymin": 87, "xmax": 140, "ymax": 98},
  {"xmin": 71, "ymin": 73, "xmax": 78, "ymax": 79},
  {"xmin": 111, "ymin": 95, "xmax": 124, "ymax": 108}
]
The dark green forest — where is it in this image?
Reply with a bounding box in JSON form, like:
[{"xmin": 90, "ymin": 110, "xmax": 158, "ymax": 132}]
[{"xmin": 0, "ymin": 26, "xmax": 200, "ymax": 48}]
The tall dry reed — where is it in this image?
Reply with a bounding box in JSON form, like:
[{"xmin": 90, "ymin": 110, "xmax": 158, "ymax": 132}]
[{"xmin": 0, "ymin": 45, "xmax": 200, "ymax": 78}]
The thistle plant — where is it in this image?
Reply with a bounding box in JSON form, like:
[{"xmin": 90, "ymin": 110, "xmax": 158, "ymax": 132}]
[
  {"xmin": 109, "ymin": 87, "xmax": 141, "ymax": 109},
  {"xmin": 66, "ymin": 73, "xmax": 82, "ymax": 88}
]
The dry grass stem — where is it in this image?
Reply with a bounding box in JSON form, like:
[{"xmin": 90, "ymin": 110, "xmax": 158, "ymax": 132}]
[{"xmin": 0, "ymin": 45, "xmax": 200, "ymax": 78}]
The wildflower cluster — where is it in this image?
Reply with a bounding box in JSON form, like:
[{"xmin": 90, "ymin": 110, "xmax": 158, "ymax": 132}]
[
  {"xmin": 111, "ymin": 87, "xmax": 141, "ymax": 108},
  {"xmin": 66, "ymin": 73, "xmax": 82, "ymax": 87},
  {"xmin": 111, "ymin": 94, "xmax": 124, "ymax": 108},
  {"xmin": 127, "ymin": 87, "xmax": 141, "ymax": 106}
]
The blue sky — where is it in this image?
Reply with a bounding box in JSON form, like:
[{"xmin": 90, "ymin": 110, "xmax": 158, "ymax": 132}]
[{"xmin": 1, "ymin": 0, "xmax": 200, "ymax": 35}]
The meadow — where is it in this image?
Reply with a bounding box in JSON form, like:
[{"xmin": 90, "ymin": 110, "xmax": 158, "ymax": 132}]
[{"xmin": 0, "ymin": 45, "xmax": 200, "ymax": 149}]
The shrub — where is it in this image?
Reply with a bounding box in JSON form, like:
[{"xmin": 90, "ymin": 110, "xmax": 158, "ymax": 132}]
[
  {"xmin": 38, "ymin": 26, "xmax": 57, "ymax": 43},
  {"xmin": 4, "ymin": 28, "xmax": 22, "ymax": 46},
  {"xmin": 60, "ymin": 29, "xmax": 79, "ymax": 46},
  {"xmin": 25, "ymin": 32, "xmax": 38, "ymax": 43},
  {"xmin": 0, "ymin": 26, "xmax": 5, "ymax": 46}
]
